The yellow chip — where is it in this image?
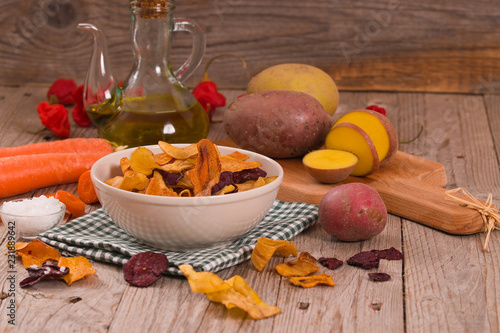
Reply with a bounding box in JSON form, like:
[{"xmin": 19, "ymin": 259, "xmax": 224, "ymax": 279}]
[
  {"xmin": 119, "ymin": 170, "xmax": 150, "ymax": 192},
  {"xmin": 154, "ymin": 152, "xmax": 174, "ymax": 165},
  {"xmin": 159, "ymin": 141, "xmax": 198, "ymax": 160},
  {"xmin": 158, "ymin": 159, "xmax": 195, "ymax": 173},
  {"xmin": 236, "ymin": 177, "xmax": 266, "ymax": 192},
  {"xmin": 129, "ymin": 147, "xmax": 160, "ymax": 176},
  {"xmin": 251, "ymin": 237, "xmax": 298, "ymax": 272},
  {"xmin": 105, "ymin": 176, "xmax": 124, "ymax": 188},
  {"xmin": 120, "ymin": 157, "xmax": 132, "ymax": 174}
]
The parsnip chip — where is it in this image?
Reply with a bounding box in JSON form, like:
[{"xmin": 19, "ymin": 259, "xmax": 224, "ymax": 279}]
[
  {"xmin": 289, "ymin": 274, "xmax": 335, "ymax": 288},
  {"xmin": 159, "ymin": 141, "xmax": 198, "ymax": 160},
  {"xmin": 129, "ymin": 146, "xmax": 159, "ymax": 176},
  {"xmin": 264, "ymin": 176, "xmax": 278, "ymax": 184},
  {"xmin": 188, "ymin": 139, "xmax": 222, "ymax": 196},
  {"xmin": 158, "ymin": 159, "xmax": 195, "ymax": 173},
  {"xmin": 275, "ymin": 252, "xmax": 320, "ymax": 277},
  {"xmin": 16, "ymin": 238, "xmax": 61, "ymax": 268},
  {"xmin": 179, "ymin": 265, "xmax": 281, "ymax": 320},
  {"xmin": 120, "ymin": 157, "xmax": 132, "ymax": 174},
  {"xmin": 220, "ymin": 155, "xmax": 262, "ymax": 173},
  {"xmin": 215, "ymin": 185, "xmax": 237, "ymax": 195},
  {"xmin": 236, "ymin": 177, "xmax": 266, "ymax": 192},
  {"xmin": 120, "ymin": 170, "xmax": 150, "ymax": 192},
  {"xmin": 251, "ymin": 237, "xmax": 298, "ymax": 272},
  {"xmin": 57, "ymin": 256, "xmax": 97, "ymax": 286}
]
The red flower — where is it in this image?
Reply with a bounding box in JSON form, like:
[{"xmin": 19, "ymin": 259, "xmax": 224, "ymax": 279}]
[
  {"xmin": 47, "ymin": 78, "xmax": 78, "ymax": 105},
  {"xmin": 192, "ymin": 81, "xmax": 226, "ymax": 121},
  {"xmin": 71, "ymin": 84, "xmax": 91, "ymax": 127},
  {"xmin": 366, "ymin": 105, "xmax": 386, "ymax": 116},
  {"xmin": 37, "ymin": 101, "xmax": 70, "ymax": 138}
]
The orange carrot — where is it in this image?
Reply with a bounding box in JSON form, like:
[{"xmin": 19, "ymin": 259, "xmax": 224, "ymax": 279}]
[
  {"xmin": 55, "ymin": 190, "xmax": 86, "ymax": 218},
  {"xmin": 78, "ymin": 170, "xmax": 99, "ymax": 204},
  {"xmin": 0, "ymin": 138, "xmax": 113, "ymax": 158},
  {"xmin": 0, "ymin": 152, "xmax": 108, "ymax": 199}
]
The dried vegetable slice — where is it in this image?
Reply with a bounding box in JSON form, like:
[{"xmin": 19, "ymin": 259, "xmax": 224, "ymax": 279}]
[
  {"xmin": 20, "ymin": 261, "xmax": 69, "ymax": 288},
  {"xmin": 374, "ymin": 247, "xmax": 403, "ymax": 260},
  {"xmin": 16, "ymin": 238, "xmax": 61, "ymax": 268},
  {"xmin": 219, "ymin": 155, "xmax": 262, "ymax": 173},
  {"xmin": 188, "ymin": 139, "xmax": 222, "ymax": 196},
  {"xmin": 289, "ymin": 274, "xmax": 335, "ymax": 288},
  {"xmin": 368, "ymin": 272, "xmax": 391, "ymax": 282},
  {"xmin": 251, "ymin": 237, "xmax": 298, "ymax": 272},
  {"xmin": 347, "ymin": 251, "xmax": 380, "ymax": 270},
  {"xmin": 58, "ymin": 256, "xmax": 97, "ymax": 286},
  {"xmin": 123, "ymin": 252, "xmax": 169, "ymax": 287},
  {"xmin": 158, "ymin": 141, "xmax": 198, "ymax": 160},
  {"xmin": 129, "ymin": 146, "xmax": 160, "ymax": 176},
  {"xmin": 179, "ymin": 265, "xmax": 281, "ymax": 320},
  {"xmin": 318, "ymin": 257, "xmax": 343, "ymax": 270},
  {"xmin": 275, "ymin": 252, "xmax": 320, "ymax": 277}
]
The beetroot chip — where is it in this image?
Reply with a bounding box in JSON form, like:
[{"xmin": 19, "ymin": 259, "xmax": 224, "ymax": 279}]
[
  {"xmin": 123, "ymin": 252, "xmax": 169, "ymax": 287},
  {"xmin": 375, "ymin": 247, "xmax": 403, "ymax": 260},
  {"xmin": 368, "ymin": 272, "xmax": 391, "ymax": 282},
  {"xmin": 347, "ymin": 251, "xmax": 379, "ymax": 270},
  {"xmin": 318, "ymin": 257, "xmax": 343, "ymax": 270}
]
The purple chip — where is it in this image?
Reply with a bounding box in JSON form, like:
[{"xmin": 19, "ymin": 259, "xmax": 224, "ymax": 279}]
[
  {"xmin": 123, "ymin": 252, "xmax": 169, "ymax": 287},
  {"xmin": 20, "ymin": 262, "xmax": 70, "ymax": 288},
  {"xmin": 375, "ymin": 247, "xmax": 403, "ymax": 260},
  {"xmin": 347, "ymin": 251, "xmax": 380, "ymax": 270},
  {"xmin": 318, "ymin": 257, "xmax": 343, "ymax": 270},
  {"xmin": 368, "ymin": 272, "xmax": 391, "ymax": 282}
]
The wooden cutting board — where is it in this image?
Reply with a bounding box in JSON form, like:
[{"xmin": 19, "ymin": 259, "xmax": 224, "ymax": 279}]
[
  {"xmin": 276, "ymin": 151, "xmax": 485, "ymax": 235},
  {"xmin": 216, "ymin": 139, "xmax": 485, "ymax": 235}
]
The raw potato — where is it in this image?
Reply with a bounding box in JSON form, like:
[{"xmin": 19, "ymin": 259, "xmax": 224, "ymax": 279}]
[
  {"xmin": 324, "ymin": 123, "xmax": 380, "ymax": 176},
  {"xmin": 247, "ymin": 63, "xmax": 340, "ymax": 116},
  {"xmin": 318, "ymin": 183, "xmax": 387, "ymax": 242},
  {"xmin": 223, "ymin": 90, "xmax": 334, "ymax": 158},
  {"xmin": 302, "ymin": 149, "xmax": 358, "ymax": 184},
  {"xmin": 334, "ymin": 109, "xmax": 398, "ymax": 164}
]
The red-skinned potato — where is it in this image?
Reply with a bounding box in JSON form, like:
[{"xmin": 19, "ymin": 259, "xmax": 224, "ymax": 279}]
[
  {"xmin": 318, "ymin": 183, "xmax": 387, "ymax": 242},
  {"xmin": 223, "ymin": 90, "xmax": 334, "ymax": 158}
]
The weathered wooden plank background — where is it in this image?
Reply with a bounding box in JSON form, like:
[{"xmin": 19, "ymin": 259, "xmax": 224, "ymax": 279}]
[{"xmin": 1, "ymin": 0, "xmax": 499, "ymax": 93}]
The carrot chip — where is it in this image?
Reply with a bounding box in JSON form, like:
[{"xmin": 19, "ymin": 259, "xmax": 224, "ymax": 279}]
[
  {"xmin": 275, "ymin": 252, "xmax": 320, "ymax": 277},
  {"xmin": 58, "ymin": 256, "xmax": 97, "ymax": 286},
  {"xmin": 289, "ymin": 274, "xmax": 335, "ymax": 288},
  {"xmin": 179, "ymin": 264, "xmax": 281, "ymax": 320},
  {"xmin": 16, "ymin": 238, "xmax": 61, "ymax": 268},
  {"xmin": 251, "ymin": 237, "xmax": 298, "ymax": 272}
]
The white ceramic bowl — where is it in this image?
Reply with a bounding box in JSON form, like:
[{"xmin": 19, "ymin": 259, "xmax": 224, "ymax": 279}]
[{"xmin": 91, "ymin": 144, "xmax": 284, "ymax": 251}]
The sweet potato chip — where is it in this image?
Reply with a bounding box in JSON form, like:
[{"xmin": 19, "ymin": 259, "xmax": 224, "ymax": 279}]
[
  {"xmin": 154, "ymin": 152, "xmax": 174, "ymax": 165},
  {"xmin": 159, "ymin": 141, "xmax": 198, "ymax": 160},
  {"xmin": 144, "ymin": 178, "xmax": 167, "ymax": 196},
  {"xmin": 226, "ymin": 151, "xmax": 249, "ymax": 161},
  {"xmin": 105, "ymin": 176, "xmax": 124, "ymax": 188},
  {"xmin": 188, "ymin": 139, "xmax": 222, "ymax": 196},
  {"xmin": 58, "ymin": 256, "xmax": 97, "ymax": 286},
  {"xmin": 14, "ymin": 242, "xmax": 29, "ymax": 251},
  {"xmin": 16, "ymin": 238, "xmax": 61, "ymax": 268},
  {"xmin": 275, "ymin": 252, "xmax": 320, "ymax": 277},
  {"xmin": 179, "ymin": 265, "xmax": 281, "ymax": 320},
  {"xmin": 158, "ymin": 159, "xmax": 195, "ymax": 173},
  {"xmin": 220, "ymin": 155, "xmax": 262, "ymax": 173},
  {"xmin": 251, "ymin": 237, "xmax": 298, "ymax": 272},
  {"xmin": 289, "ymin": 274, "xmax": 335, "ymax": 288}
]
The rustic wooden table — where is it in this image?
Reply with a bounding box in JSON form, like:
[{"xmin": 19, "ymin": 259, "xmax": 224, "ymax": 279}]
[{"xmin": 1, "ymin": 85, "xmax": 500, "ymax": 332}]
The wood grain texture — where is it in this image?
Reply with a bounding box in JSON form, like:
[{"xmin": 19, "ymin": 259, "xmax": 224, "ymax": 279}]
[
  {"xmin": 1, "ymin": 1, "xmax": 500, "ymax": 93},
  {"xmin": 1, "ymin": 86, "xmax": 500, "ymax": 332}
]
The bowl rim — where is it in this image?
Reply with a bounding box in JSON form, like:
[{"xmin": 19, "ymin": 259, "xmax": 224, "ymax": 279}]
[{"xmin": 90, "ymin": 144, "xmax": 284, "ymax": 206}]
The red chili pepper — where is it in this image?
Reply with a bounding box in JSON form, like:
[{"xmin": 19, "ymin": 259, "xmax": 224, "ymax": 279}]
[
  {"xmin": 193, "ymin": 81, "xmax": 226, "ymax": 121},
  {"xmin": 71, "ymin": 84, "xmax": 91, "ymax": 127},
  {"xmin": 366, "ymin": 105, "xmax": 386, "ymax": 116},
  {"xmin": 47, "ymin": 78, "xmax": 77, "ymax": 106},
  {"xmin": 37, "ymin": 101, "xmax": 70, "ymax": 138}
]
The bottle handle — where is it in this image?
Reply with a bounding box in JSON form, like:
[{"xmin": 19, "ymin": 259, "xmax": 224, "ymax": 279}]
[{"xmin": 173, "ymin": 18, "xmax": 206, "ymax": 82}]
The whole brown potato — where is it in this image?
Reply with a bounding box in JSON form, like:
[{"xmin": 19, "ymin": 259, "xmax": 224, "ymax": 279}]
[{"xmin": 223, "ymin": 90, "xmax": 334, "ymax": 158}]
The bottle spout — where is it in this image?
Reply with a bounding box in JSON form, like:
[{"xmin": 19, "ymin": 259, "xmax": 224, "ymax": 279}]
[{"xmin": 78, "ymin": 23, "xmax": 117, "ymax": 106}]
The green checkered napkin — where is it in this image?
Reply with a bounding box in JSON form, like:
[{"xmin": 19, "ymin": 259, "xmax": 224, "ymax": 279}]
[{"xmin": 37, "ymin": 200, "xmax": 318, "ymax": 276}]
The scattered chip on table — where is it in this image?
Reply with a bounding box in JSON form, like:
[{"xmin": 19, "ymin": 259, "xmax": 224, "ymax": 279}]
[
  {"xmin": 289, "ymin": 274, "xmax": 335, "ymax": 288},
  {"xmin": 251, "ymin": 237, "xmax": 298, "ymax": 272},
  {"xmin": 275, "ymin": 252, "xmax": 320, "ymax": 277},
  {"xmin": 347, "ymin": 251, "xmax": 380, "ymax": 270},
  {"xmin": 318, "ymin": 257, "xmax": 344, "ymax": 270},
  {"xmin": 123, "ymin": 252, "xmax": 169, "ymax": 287},
  {"xmin": 368, "ymin": 272, "xmax": 392, "ymax": 282}
]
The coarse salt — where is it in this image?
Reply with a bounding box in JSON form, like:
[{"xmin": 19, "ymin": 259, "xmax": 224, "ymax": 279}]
[{"xmin": 0, "ymin": 196, "xmax": 65, "ymax": 238}]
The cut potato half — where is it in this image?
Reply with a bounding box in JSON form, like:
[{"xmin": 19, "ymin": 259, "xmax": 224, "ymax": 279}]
[
  {"xmin": 325, "ymin": 123, "xmax": 380, "ymax": 176},
  {"xmin": 334, "ymin": 109, "xmax": 398, "ymax": 164},
  {"xmin": 303, "ymin": 149, "xmax": 358, "ymax": 184}
]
